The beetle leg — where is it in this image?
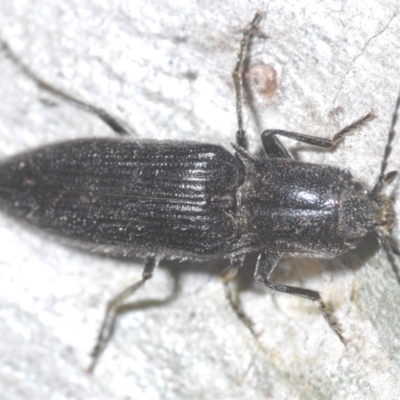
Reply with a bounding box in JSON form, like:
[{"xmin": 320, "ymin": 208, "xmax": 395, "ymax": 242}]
[
  {"xmin": 88, "ymin": 256, "xmax": 158, "ymax": 372},
  {"xmin": 233, "ymin": 11, "xmax": 265, "ymax": 150},
  {"xmin": 261, "ymin": 111, "xmax": 376, "ymax": 158},
  {"xmin": 33, "ymin": 77, "xmax": 134, "ymax": 136},
  {"xmin": 255, "ymin": 252, "xmax": 346, "ymax": 344},
  {"xmin": 220, "ymin": 256, "xmax": 256, "ymax": 335},
  {"xmin": 0, "ymin": 38, "xmax": 135, "ymax": 136}
]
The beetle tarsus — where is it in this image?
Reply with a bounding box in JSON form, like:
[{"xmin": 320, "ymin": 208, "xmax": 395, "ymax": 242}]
[{"xmin": 317, "ymin": 299, "xmax": 347, "ymax": 346}]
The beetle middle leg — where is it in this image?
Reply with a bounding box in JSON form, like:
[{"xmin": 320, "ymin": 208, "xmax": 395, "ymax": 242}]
[
  {"xmin": 218, "ymin": 12, "xmax": 266, "ymax": 335},
  {"xmin": 255, "ymin": 252, "xmax": 346, "ymax": 344},
  {"xmin": 261, "ymin": 111, "xmax": 376, "ymax": 158},
  {"xmin": 88, "ymin": 256, "xmax": 159, "ymax": 372},
  {"xmin": 220, "ymin": 256, "xmax": 257, "ymax": 335},
  {"xmin": 232, "ymin": 11, "xmax": 265, "ymax": 150}
]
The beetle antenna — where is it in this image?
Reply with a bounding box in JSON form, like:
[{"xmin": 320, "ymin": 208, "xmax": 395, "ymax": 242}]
[
  {"xmin": 383, "ymin": 238, "xmax": 400, "ymax": 284},
  {"xmin": 374, "ymin": 229, "xmax": 400, "ymax": 283},
  {"xmin": 372, "ymin": 92, "xmax": 400, "ymax": 195}
]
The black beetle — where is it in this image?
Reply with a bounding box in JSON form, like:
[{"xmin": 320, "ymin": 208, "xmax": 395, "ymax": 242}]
[{"xmin": 0, "ymin": 12, "xmax": 399, "ymax": 370}]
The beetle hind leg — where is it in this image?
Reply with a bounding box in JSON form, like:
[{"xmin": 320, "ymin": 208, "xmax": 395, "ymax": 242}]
[
  {"xmin": 0, "ymin": 38, "xmax": 135, "ymax": 137},
  {"xmin": 87, "ymin": 256, "xmax": 159, "ymax": 372},
  {"xmin": 255, "ymin": 252, "xmax": 346, "ymax": 345}
]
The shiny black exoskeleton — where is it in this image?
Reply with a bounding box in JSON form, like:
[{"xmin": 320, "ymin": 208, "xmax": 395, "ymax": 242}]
[{"xmin": 1, "ymin": 12, "xmax": 399, "ymax": 369}]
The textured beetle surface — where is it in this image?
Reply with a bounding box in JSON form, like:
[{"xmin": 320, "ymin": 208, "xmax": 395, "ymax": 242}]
[
  {"xmin": 1, "ymin": 136, "xmax": 394, "ymax": 266},
  {"xmin": 0, "ymin": 12, "xmax": 399, "ymax": 369},
  {"xmin": 0, "ymin": 139, "xmax": 241, "ymax": 260}
]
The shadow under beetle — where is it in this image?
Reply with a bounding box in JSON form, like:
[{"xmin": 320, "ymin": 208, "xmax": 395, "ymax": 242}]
[{"xmin": 1, "ymin": 12, "xmax": 399, "ymax": 370}]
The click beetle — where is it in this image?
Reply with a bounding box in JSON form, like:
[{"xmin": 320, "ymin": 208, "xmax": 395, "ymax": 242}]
[{"xmin": 0, "ymin": 12, "xmax": 399, "ymax": 370}]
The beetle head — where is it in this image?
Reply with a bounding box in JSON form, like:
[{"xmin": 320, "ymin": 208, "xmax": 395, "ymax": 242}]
[{"xmin": 369, "ymin": 94, "xmax": 400, "ymax": 283}]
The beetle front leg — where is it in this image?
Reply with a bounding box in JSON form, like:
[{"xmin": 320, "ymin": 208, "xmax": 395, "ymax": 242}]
[
  {"xmin": 88, "ymin": 256, "xmax": 159, "ymax": 372},
  {"xmin": 255, "ymin": 252, "xmax": 346, "ymax": 344},
  {"xmin": 261, "ymin": 111, "xmax": 376, "ymax": 158}
]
